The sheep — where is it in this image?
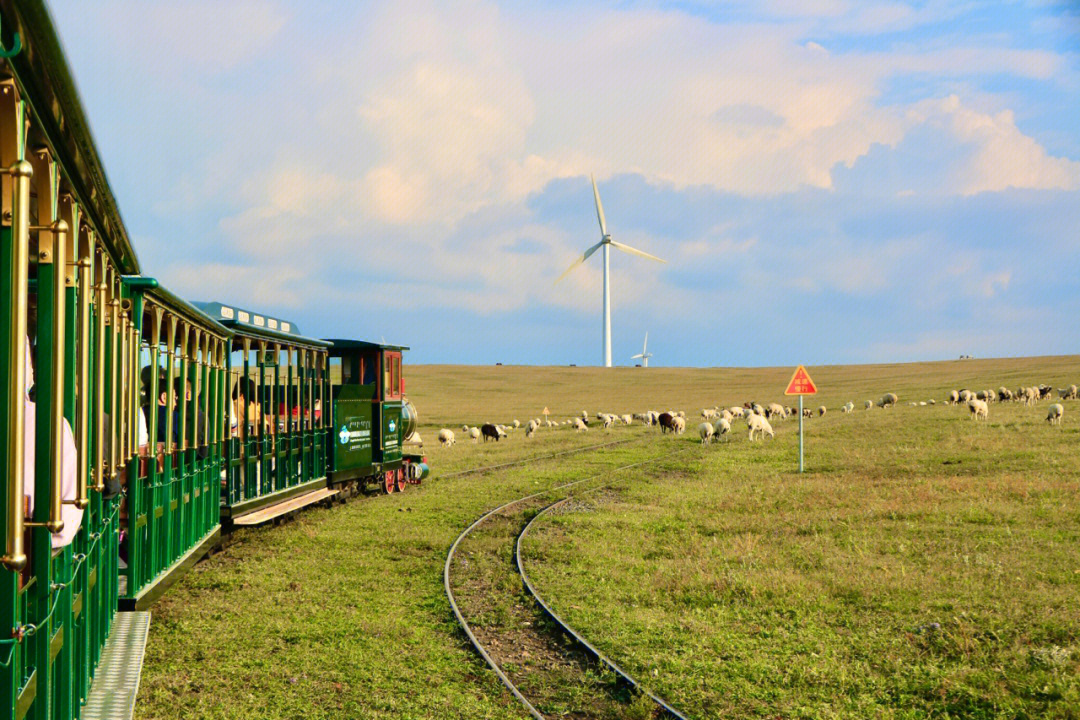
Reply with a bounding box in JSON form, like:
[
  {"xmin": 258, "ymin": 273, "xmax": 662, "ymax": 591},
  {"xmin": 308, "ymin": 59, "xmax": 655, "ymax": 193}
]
[
  {"xmin": 919, "ymin": 401, "xmax": 927, "ymax": 406},
  {"xmin": 1021, "ymin": 387, "xmax": 1039, "ymax": 406},
  {"xmin": 621, "ymin": 414, "xmax": 633, "ymax": 425},
  {"xmin": 1046, "ymin": 403, "xmax": 1064, "ymax": 425},
  {"xmin": 841, "ymin": 402, "xmax": 854, "ymax": 413},
  {"xmin": 728, "ymin": 406, "xmax": 745, "ymax": 418},
  {"xmin": 512, "ymin": 419, "xmax": 521, "ymax": 428},
  {"xmin": 947, "ymin": 390, "xmax": 959, "ymax": 404},
  {"xmin": 878, "ymin": 393, "xmax": 898, "ymax": 409},
  {"xmin": 697, "ymin": 422, "xmax": 714, "ymax": 444},
  {"xmin": 817, "ymin": 405, "xmax": 827, "ymax": 417},
  {"xmin": 747, "ymin": 413, "xmax": 774, "ymax": 441},
  {"xmin": 671, "ymin": 416, "xmax": 686, "ymax": 434},
  {"xmin": 998, "ymin": 387, "xmax": 1013, "ymax": 402},
  {"xmin": 864, "ymin": 400, "xmax": 873, "ymax": 410},
  {"xmin": 468, "ymin": 427, "xmax": 481, "ymax": 443},
  {"xmin": 1058, "ymin": 385, "xmax": 1078, "ymax": 400},
  {"xmin": 802, "ymin": 408, "xmax": 813, "ymax": 418},
  {"xmin": 766, "ymin": 402, "xmax": 787, "ymax": 420},
  {"xmin": 462, "ymin": 424, "xmax": 470, "ymax": 433},
  {"xmin": 658, "ymin": 412, "xmax": 676, "ymax": 433},
  {"xmin": 571, "ymin": 417, "xmax": 589, "ymax": 432},
  {"xmin": 720, "ymin": 409, "xmax": 734, "ymax": 423},
  {"xmin": 437, "ymin": 429, "xmax": 456, "ymax": 446},
  {"xmin": 481, "ymin": 423, "xmax": 504, "ymax": 441},
  {"xmin": 525, "ymin": 420, "xmax": 539, "ymax": 438},
  {"xmin": 967, "ymin": 399, "xmax": 988, "ymax": 421},
  {"xmin": 701, "ymin": 408, "xmax": 718, "ymax": 420},
  {"xmin": 602, "ymin": 414, "xmax": 615, "ymax": 430},
  {"xmin": 715, "ymin": 417, "xmax": 731, "ymax": 440},
  {"xmin": 958, "ymin": 389, "xmax": 973, "ymax": 403},
  {"xmin": 928, "ymin": 399, "xmax": 936, "ymax": 405},
  {"xmin": 1039, "ymin": 385, "xmax": 1053, "ymax": 400}
]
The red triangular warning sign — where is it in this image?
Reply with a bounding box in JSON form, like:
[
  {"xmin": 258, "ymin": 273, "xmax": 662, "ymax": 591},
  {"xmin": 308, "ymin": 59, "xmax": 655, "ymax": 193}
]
[
  {"xmin": 784, "ymin": 365, "xmax": 818, "ymax": 396},
  {"xmin": 542, "ymin": 407, "xmax": 550, "ymax": 415}
]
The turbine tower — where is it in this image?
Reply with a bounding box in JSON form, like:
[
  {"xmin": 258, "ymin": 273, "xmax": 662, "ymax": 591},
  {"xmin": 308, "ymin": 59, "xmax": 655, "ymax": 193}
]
[
  {"xmin": 631, "ymin": 332, "xmax": 653, "ymax": 367},
  {"xmin": 555, "ymin": 176, "xmax": 666, "ymax": 367}
]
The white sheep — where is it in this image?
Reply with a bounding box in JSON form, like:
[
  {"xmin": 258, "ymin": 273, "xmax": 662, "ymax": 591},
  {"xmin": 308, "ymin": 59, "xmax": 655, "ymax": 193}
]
[
  {"xmin": 841, "ymin": 402, "xmax": 854, "ymax": 413},
  {"xmin": 878, "ymin": 393, "xmax": 898, "ymax": 409},
  {"xmin": 817, "ymin": 405, "xmax": 827, "ymax": 417},
  {"xmin": 715, "ymin": 417, "xmax": 731, "ymax": 440},
  {"xmin": 438, "ymin": 429, "xmax": 456, "ymax": 446},
  {"xmin": 572, "ymin": 417, "xmax": 589, "ymax": 432},
  {"xmin": 1046, "ymin": 403, "xmax": 1064, "ymax": 425},
  {"xmin": 947, "ymin": 390, "xmax": 959, "ymax": 405},
  {"xmin": 462, "ymin": 424, "xmax": 470, "ymax": 433},
  {"xmin": 747, "ymin": 413, "xmax": 774, "ymax": 441},
  {"xmin": 671, "ymin": 416, "xmax": 686, "ymax": 434},
  {"xmin": 729, "ymin": 406, "xmax": 744, "ymax": 418},
  {"xmin": 967, "ymin": 399, "xmax": 988, "ymax": 421},
  {"xmin": 701, "ymin": 408, "xmax": 717, "ymax": 420},
  {"xmin": 697, "ymin": 422, "xmax": 714, "ymax": 444},
  {"xmin": 602, "ymin": 414, "xmax": 615, "ymax": 430},
  {"xmin": 621, "ymin": 414, "xmax": 633, "ymax": 425},
  {"xmin": 864, "ymin": 400, "xmax": 873, "ymax": 410},
  {"xmin": 526, "ymin": 420, "xmax": 539, "ymax": 438},
  {"xmin": 766, "ymin": 402, "xmax": 786, "ymax": 419},
  {"xmin": 469, "ymin": 427, "xmax": 481, "ymax": 443}
]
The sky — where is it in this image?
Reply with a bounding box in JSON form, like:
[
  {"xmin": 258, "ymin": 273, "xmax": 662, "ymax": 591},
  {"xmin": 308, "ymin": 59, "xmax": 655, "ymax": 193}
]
[{"xmin": 47, "ymin": 0, "xmax": 1080, "ymax": 367}]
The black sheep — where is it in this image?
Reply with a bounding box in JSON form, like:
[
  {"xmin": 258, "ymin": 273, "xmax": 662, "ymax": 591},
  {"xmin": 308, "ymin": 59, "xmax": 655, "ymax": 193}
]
[
  {"xmin": 480, "ymin": 423, "xmax": 501, "ymax": 442},
  {"xmin": 657, "ymin": 412, "xmax": 675, "ymax": 433}
]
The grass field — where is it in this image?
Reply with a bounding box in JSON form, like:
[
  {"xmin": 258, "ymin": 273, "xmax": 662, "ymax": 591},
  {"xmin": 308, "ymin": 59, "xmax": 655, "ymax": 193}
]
[{"xmin": 137, "ymin": 356, "xmax": 1080, "ymax": 718}]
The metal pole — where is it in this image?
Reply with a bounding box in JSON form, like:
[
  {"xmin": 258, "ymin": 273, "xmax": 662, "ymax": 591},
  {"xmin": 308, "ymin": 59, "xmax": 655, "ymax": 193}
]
[{"xmin": 798, "ymin": 395, "xmax": 804, "ymax": 473}]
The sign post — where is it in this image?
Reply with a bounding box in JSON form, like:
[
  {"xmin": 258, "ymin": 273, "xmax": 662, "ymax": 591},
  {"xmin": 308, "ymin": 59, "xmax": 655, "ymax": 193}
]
[{"xmin": 784, "ymin": 365, "xmax": 818, "ymax": 473}]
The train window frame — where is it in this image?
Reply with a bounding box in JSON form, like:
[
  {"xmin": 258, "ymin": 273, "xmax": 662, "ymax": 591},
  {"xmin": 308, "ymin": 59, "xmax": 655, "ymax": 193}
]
[{"xmin": 384, "ymin": 351, "xmax": 403, "ymax": 400}]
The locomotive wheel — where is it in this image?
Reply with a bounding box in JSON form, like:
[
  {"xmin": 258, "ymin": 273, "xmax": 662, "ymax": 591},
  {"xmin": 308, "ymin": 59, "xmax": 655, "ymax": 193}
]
[
  {"xmin": 395, "ymin": 467, "xmax": 407, "ymax": 493},
  {"xmin": 384, "ymin": 471, "xmax": 396, "ymax": 494}
]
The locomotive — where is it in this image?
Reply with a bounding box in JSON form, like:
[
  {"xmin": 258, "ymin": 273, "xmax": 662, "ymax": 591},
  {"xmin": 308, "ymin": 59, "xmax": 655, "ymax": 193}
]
[{"xmin": 0, "ymin": 3, "xmax": 426, "ymax": 719}]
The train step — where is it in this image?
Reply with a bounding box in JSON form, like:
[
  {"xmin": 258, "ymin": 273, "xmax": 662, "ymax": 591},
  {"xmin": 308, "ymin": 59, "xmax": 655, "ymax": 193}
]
[
  {"xmin": 231, "ymin": 487, "xmax": 340, "ymax": 526},
  {"xmin": 82, "ymin": 611, "xmax": 151, "ymax": 720}
]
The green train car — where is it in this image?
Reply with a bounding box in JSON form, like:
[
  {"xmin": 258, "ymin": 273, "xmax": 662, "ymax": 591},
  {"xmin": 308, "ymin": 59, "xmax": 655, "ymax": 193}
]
[{"xmin": 0, "ymin": 4, "xmax": 429, "ymax": 720}]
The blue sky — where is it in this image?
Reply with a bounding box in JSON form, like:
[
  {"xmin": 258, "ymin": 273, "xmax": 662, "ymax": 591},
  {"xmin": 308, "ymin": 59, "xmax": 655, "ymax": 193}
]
[{"xmin": 48, "ymin": 0, "xmax": 1080, "ymax": 366}]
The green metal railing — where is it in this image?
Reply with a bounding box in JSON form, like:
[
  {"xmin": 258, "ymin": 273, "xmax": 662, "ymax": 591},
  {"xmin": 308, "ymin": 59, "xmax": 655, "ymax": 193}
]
[{"xmin": 224, "ymin": 344, "xmax": 329, "ymax": 516}]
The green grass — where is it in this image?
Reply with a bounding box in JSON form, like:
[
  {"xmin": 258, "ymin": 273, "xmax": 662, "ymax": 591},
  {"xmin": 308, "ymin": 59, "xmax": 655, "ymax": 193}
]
[
  {"xmin": 137, "ymin": 356, "xmax": 1080, "ymax": 718},
  {"xmin": 521, "ymin": 396, "xmax": 1080, "ymax": 718}
]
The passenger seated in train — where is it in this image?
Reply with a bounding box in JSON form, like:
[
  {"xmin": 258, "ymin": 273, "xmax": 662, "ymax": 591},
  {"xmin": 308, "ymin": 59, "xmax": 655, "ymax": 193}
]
[
  {"xmin": 173, "ymin": 377, "xmax": 209, "ymax": 460},
  {"xmin": 23, "ymin": 340, "xmax": 83, "ymax": 549}
]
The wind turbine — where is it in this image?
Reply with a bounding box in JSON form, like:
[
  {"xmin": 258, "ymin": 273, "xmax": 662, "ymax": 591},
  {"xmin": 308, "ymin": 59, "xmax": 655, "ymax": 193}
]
[
  {"xmin": 631, "ymin": 332, "xmax": 652, "ymax": 367},
  {"xmin": 555, "ymin": 176, "xmax": 666, "ymax": 367}
]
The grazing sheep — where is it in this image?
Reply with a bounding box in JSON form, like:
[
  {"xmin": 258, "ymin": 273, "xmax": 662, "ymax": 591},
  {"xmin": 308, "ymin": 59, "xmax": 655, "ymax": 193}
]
[
  {"xmin": 480, "ymin": 423, "xmax": 504, "ymax": 441},
  {"xmin": 1046, "ymin": 403, "xmax": 1064, "ymax": 425},
  {"xmin": 602, "ymin": 414, "xmax": 615, "ymax": 430},
  {"xmin": 878, "ymin": 393, "xmax": 898, "ymax": 409},
  {"xmin": 766, "ymin": 402, "xmax": 787, "ymax": 420},
  {"xmin": 468, "ymin": 427, "xmax": 481, "ymax": 443},
  {"xmin": 841, "ymin": 402, "xmax": 854, "ymax": 413},
  {"xmin": 462, "ymin": 424, "xmax": 470, "ymax": 433},
  {"xmin": 817, "ymin": 405, "xmax": 827, "ymax": 417},
  {"xmin": 802, "ymin": 408, "xmax": 813, "ymax": 418},
  {"xmin": 967, "ymin": 399, "xmax": 989, "ymax": 421},
  {"xmin": 864, "ymin": 400, "xmax": 873, "ymax": 410},
  {"xmin": 572, "ymin": 417, "xmax": 589, "ymax": 432},
  {"xmin": 1039, "ymin": 385, "xmax": 1053, "ymax": 400},
  {"xmin": 958, "ymin": 389, "xmax": 973, "ymax": 403},
  {"xmin": 1058, "ymin": 385, "xmax": 1078, "ymax": 400},
  {"xmin": 747, "ymin": 413, "xmax": 774, "ymax": 441},
  {"xmin": 697, "ymin": 422, "xmax": 714, "ymax": 444},
  {"xmin": 720, "ymin": 409, "xmax": 734, "ymax": 423},
  {"xmin": 525, "ymin": 420, "xmax": 539, "ymax": 438},
  {"xmin": 728, "ymin": 406, "xmax": 745, "ymax": 418},
  {"xmin": 928, "ymin": 399, "xmax": 936, "ymax": 405},
  {"xmin": 701, "ymin": 408, "xmax": 718, "ymax": 420},
  {"xmin": 947, "ymin": 390, "xmax": 959, "ymax": 404},
  {"xmin": 715, "ymin": 417, "xmax": 731, "ymax": 440},
  {"xmin": 658, "ymin": 412, "xmax": 676, "ymax": 433},
  {"xmin": 437, "ymin": 429, "xmax": 456, "ymax": 446},
  {"xmin": 672, "ymin": 417, "xmax": 686, "ymax": 434}
]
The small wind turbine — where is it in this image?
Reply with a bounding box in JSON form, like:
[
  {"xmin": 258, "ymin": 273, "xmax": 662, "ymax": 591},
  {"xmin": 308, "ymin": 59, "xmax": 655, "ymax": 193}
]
[
  {"xmin": 631, "ymin": 332, "xmax": 652, "ymax": 367},
  {"xmin": 555, "ymin": 176, "xmax": 666, "ymax": 367}
]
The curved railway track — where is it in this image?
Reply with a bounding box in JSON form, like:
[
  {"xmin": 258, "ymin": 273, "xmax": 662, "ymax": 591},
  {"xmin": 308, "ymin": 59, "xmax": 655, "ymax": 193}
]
[
  {"xmin": 444, "ymin": 444, "xmax": 693, "ymax": 719},
  {"xmin": 436, "ymin": 437, "xmax": 637, "ymax": 480}
]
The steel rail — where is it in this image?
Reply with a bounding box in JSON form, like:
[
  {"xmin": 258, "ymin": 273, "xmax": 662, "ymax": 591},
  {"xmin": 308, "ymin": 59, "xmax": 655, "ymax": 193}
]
[
  {"xmin": 518, "ymin": 498, "xmax": 691, "ymax": 720},
  {"xmin": 443, "ymin": 444, "xmax": 692, "ymax": 720},
  {"xmin": 437, "ymin": 436, "xmax": 638, "ymax": 480}
]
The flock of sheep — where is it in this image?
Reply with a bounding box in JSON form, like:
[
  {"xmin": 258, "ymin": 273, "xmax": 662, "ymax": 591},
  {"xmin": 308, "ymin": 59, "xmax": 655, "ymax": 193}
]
[{"xmin": 426, "ymin": 382, "xmax": 1076, "ymax": 449}]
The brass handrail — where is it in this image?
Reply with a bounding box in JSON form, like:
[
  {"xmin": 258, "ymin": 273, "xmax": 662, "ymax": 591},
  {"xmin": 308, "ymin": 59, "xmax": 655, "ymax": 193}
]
[{"xmin": 1, "ymin": 159, "xmax": 33, "ymax": 572}]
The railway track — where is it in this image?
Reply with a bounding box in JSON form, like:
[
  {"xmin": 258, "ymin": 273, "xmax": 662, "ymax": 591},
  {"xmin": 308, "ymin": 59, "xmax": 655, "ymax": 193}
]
[
  {"xmin": 436, "ymin": 437, "xmax": 638, "ymax": 480},
  {"xmin": 444, "ymin": 444, "xmax": 693, "ymax": 719}
]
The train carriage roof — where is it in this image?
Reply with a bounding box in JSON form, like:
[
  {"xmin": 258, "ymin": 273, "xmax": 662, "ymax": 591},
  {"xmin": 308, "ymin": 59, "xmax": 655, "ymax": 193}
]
[
  {"xmin": 323, "ymin": 339, "xmax": 410, "ymax": 352},
  {"xmin": 122, "ymin": 277, "xmax": 231, "ymax": 340},
  {"xmin": 1, "ymin": 0, "xmax": 140, "ymax": 274},
  {"xmin": 191, "ymin": 301, "xmax": 330, "ymax": 349}
]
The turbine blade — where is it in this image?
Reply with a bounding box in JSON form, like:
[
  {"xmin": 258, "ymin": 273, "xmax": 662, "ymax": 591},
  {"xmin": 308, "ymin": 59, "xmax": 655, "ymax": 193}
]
[
  {"xmin": 553, "ymin": 242, "xmax": 604, "ymax": 285},
  {"xmin": 591, "ymin": 175, "xmax": 607, "ymax": 237},
  {"xmin": 610, "ymin": 240, "xmax": 666, "ymax": 263},
  {"xmin": 643, "ymin": 331, "xmax": 648, "ymax": 353},
  {"xmin": 631, "ymin": 353, "xmax": 643, "ymax": 359}
]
